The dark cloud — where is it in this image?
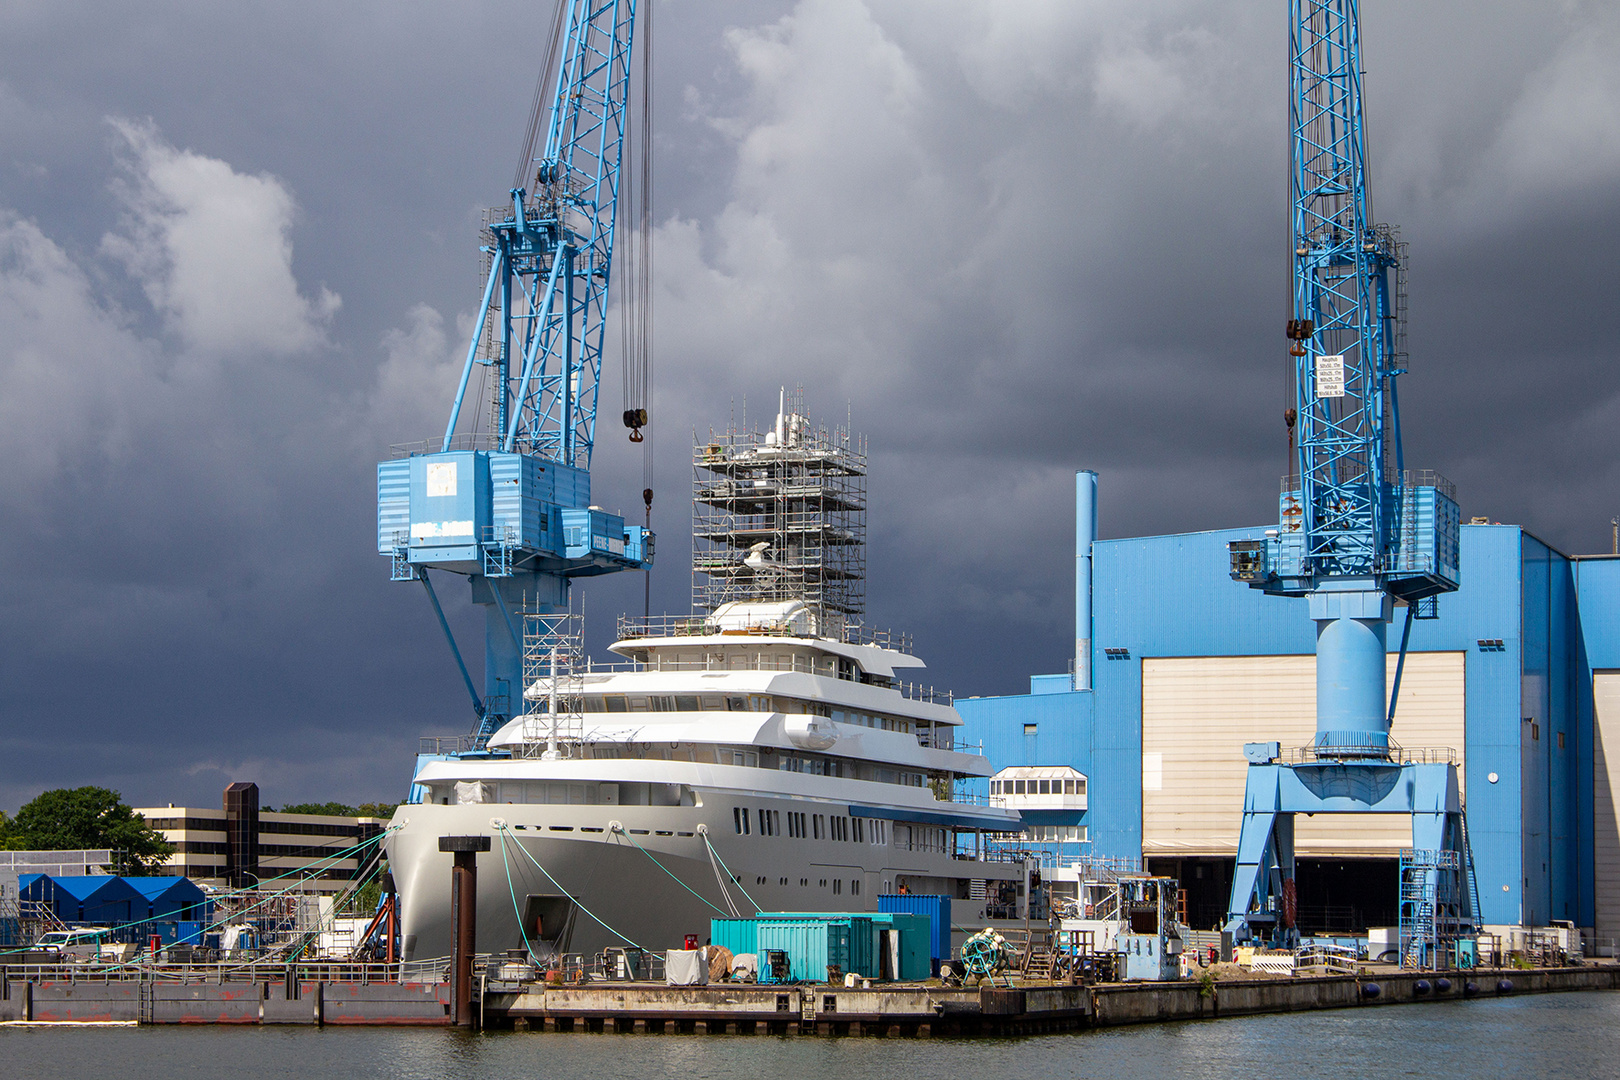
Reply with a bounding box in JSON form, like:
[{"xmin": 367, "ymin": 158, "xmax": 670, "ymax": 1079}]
[{"xmin": 0, "ymin": 1, "xmax": 1616, "ymax": 810}]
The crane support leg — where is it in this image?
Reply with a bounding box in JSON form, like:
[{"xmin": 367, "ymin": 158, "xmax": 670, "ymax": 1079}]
[{"xmin": 1224, "ymin": 757, "xmax": 1472, "ymax": 947}]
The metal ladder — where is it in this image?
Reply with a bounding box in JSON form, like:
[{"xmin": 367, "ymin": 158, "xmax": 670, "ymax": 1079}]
[{"xmin": 1459, "ymin": 814, "xmax": 1482, "ymax": 930}]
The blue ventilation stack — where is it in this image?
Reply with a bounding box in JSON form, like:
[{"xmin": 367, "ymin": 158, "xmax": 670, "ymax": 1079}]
[
  {"xmin": 1222, "ymin": 0, "xmax": 1474, "ymax": 950},
  {"xmin": 378, "ymin": 1, "xmax": 652, "ymax": 746}
]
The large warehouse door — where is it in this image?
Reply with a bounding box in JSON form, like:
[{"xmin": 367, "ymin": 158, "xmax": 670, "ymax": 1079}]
[
  {"xmin": 1591, "ymin": 673, "xmax": 1620, "ymax": 945},
  {"xmin": 1141, "ymin": 652, "xmax": 1466, "ymax": 857}
]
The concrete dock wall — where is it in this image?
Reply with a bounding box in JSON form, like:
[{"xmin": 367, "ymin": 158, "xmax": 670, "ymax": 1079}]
[{"xmin": 0, "ymin": 966, "xmax": 1613, "ymax": 1032}]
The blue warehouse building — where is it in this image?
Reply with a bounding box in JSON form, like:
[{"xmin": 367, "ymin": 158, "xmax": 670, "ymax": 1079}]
[{"xmin": 958, "ymin": 473, "xmax": 1620, "ymax": 949}]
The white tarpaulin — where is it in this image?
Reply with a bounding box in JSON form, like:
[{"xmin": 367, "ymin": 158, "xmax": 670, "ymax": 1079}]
[
  {"xmin": 455, "ymin": 781, "xmax": 493, "ymax": 805},
  {"xmin": 664, "ymin": 949, "xmax": 709, "ymax": 985}
]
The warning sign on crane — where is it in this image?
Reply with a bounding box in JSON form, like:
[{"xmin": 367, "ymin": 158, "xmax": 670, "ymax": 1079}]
[{"xmin": 1315, "ymin": 354, "xmax": 1345, "ymax": 398}]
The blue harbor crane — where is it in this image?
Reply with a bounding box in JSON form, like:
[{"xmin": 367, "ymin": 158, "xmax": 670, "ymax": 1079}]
[
  {"xmin": 377, "ymin": 0, "xmax": 652, "ymax": 748},
  {"xmin": 1223, "ymin": 0, "xmax": 1475, "ymax": 958}
]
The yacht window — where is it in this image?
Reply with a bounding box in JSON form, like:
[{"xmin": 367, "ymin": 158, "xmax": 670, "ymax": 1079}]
[
  {"xmin": 749, "ymin": 695, "xmax": 771, "ymax": 712},
  {"xmin": 852, "ymin": 818, "xmax": 864, "ymax": 843},
  {"xmin": 833, "ymin": 879, "xmax": 842, "ymax": 895},
  {"xmin": 702, "ymin": 694, "xmax": 724, "ymax": 710},
  {"xmin": 726, "ymin": 696, "xmax": 749, "ymax": 711},
  {"xmin": 675, "ymin": 695, "xmax": 700, "ymax": 711},
  {"xmin": 648, "ymin": 695, "xmax": 675, "ymax": 712},
  {"xmin": 852, "ymin": 879, "xmax": 861, "ymax": 896},
  {"xmin": 584, "ymin": 697, "xmax": 606, "ymax": 712},
  {"xmin": 604, "ymin": 696, "xmax": 628, "ymax": 712},
  {"xmin": 628, "ymin": 696, "xmax": 648, "ymax": 711},
  {"xmin": 813, "ymin": 814, "xmax": 824, "ymax": 840}
]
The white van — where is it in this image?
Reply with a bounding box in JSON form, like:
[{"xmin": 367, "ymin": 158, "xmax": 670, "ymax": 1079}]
[{"xmin": 32, "ymin": 929, "xmax": 108, "ymax": 960}]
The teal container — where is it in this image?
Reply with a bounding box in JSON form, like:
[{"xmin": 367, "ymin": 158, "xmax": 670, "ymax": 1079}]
[
  {"xmin": 756, "ymin": 918, "xmax": 853, "ymax": 983},
  {"xmin": 867, "ymin": 913, "xmax": 931, "ymax": 981},
  {"xmin": 847, "ymin": 916, "xmax": 878, "ymax": 978},
  {"xmin": 709, "ymin": 917, "xmax": 759, "ymax": 956}
]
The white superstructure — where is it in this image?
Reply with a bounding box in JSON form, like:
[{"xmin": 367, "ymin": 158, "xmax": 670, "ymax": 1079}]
[
  {"xmin": 386, "ymin": 394, "xmax": 1029, "ymax": 961},
  {"xmin": 387, "ymin": 604, "xmax": 1027, "ymax": 960}
]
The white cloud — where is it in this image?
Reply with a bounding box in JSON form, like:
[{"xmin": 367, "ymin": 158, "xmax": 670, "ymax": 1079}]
[
  {"xmin": 0, "ymin": 210, "xmax": 156, "ymax": 488},
  {"xmin": 370, "ymin": 302, "xmax": 462, "ymax": 446},
  {"xmin": 99, "ymin": 118, "xmax": 339, "ymax": 357}
]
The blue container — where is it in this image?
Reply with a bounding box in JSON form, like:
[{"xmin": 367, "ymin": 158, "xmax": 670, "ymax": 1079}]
[
  {"xmin": 709, "ymin": 917, "xmax": 759, "ymax": 957},
  {"xmin": 878, "ymin": 894, "xmax": 952, "ymax": 965}
]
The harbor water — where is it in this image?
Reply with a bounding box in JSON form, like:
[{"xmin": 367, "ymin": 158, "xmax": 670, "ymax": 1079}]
[{"xmin": 3, "ymin": 991, "xmax": 1616, "ymax": 1079}]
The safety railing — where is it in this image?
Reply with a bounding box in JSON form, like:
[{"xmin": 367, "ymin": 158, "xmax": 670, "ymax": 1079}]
[{"xmin": 418, "ymin": 735, "xmax": 490, "ymax": 756}]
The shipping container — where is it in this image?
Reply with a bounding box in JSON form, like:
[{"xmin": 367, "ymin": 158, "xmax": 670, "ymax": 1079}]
[
  {"xmin": 708, "ymin": 917, "xmax": 759, "ymax": 957},
  {"xmin": 878, "ymin": 894, "xmax": 952, "ymax": 965},
  {"xmin": 756, "ymin": 918, "xmax": 853, "ymax": 984}
]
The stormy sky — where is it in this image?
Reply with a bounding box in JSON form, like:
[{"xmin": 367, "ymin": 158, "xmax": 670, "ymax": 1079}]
[{"xmin": 0, "ymin": 1, "xmax": 1616, "ymax": 811}]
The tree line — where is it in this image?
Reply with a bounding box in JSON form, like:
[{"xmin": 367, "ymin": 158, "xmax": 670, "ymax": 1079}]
[{"xmin": 0, "ymin": 788, "xmax": 402, "ymax": 876}]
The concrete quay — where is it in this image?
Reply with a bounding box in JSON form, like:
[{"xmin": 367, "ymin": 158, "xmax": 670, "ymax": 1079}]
[
  {"xmin": 1, "ymin": 964, "xmax": 1615, "ymax": 1032},
  {"xmin": 486, "ymin": 965, "xmax": 1620, "ymax": 1037}
]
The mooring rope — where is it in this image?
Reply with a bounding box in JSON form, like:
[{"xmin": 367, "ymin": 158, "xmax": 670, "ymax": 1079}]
[
  {"xmin": 699, "ymin": 829, "xmax": 762, "ymax": 915},
  {"xmin": 493, "ymin": 821, "xmax": 651, "ymax": 951},
  {"xmin": 611, "ymin": 823, "xmax": 729, "ymax": 916},
  {"xmin": 495, "ymin": 828, "xmax": 541, "ymax": 961}
]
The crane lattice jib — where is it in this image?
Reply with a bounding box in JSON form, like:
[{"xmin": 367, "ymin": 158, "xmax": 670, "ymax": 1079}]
[
  {"xmin": 1290, "ymin": 0, "xmax": 1400, "ymax": 579},
  {"xmin": 441, "ymin": 0, "xmax": 637, "ymax": 470}
]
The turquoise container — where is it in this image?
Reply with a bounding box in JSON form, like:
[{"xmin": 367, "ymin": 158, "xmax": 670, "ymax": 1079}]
[
  {"xmin": 756, "ymin": 918, "xmax": 855, "ymax": 983},
  {"xmin": 708, "ymin": 917, "xmax": 759, "ymax": 957},
  {"xmin": 867, "ymin": 912, "xmax": 931, "ymax": 981}
]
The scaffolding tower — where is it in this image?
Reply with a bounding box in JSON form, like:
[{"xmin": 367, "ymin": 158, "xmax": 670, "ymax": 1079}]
[
  {"xmin": 692, "ymin": 388, "xmax": 867, "ymax": 635},
  {"xmin": 1398, "ymin": 847, "xmax": 1464, "ymax": 970},
  {"xmin": 517, "ymin": 612, "xmax": 587, "ymax": 758}
]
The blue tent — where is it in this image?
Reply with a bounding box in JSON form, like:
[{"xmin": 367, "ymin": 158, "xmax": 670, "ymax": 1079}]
[
  {"xmin": 127, "ymin": 877, "xmax": 211, "ymax": 921},
  {"xmin": 19, "ymin": 874, "xmax": 144, "ymax": 925}
]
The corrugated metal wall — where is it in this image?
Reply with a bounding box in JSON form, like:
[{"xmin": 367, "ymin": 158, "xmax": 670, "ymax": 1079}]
[
  {"xmin": 1140, "ymin": 652, "xmax": 1465, "ymax": 857},
  {"xmin": 1591, "ymin": 672, "xmax": 1620, "ymax": 946}
]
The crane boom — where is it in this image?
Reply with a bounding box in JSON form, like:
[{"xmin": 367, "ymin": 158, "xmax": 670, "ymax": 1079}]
[{"xmin": 378, "ymin": 0, "xmax": 652, "ymax": 743}]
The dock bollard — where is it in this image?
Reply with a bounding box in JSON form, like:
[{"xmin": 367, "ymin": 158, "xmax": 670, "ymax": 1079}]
[{"xmin": 440, "ymin": 835, "xmax": 491, "ymax": 1028}]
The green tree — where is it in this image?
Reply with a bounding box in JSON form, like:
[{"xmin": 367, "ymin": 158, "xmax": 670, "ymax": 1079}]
[
  {"xmin": 276, "ymin": 801, "xmax": 359, "ymax": 816},
  {"xmin": 355, "ymin": 802, "xmax": 402, "ymax": 819},
  {"xmin": 10, "ymin": 787, "xmax": 174, "ymax": 875}
]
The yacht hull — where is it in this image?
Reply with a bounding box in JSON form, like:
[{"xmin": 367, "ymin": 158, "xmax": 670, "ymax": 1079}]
[{"xmin": 387, "ymin": 799, "xmax": 1019, "ymax": 962}]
